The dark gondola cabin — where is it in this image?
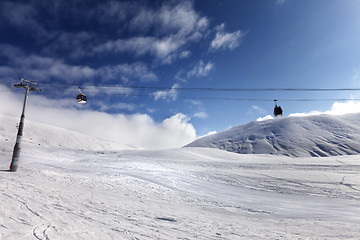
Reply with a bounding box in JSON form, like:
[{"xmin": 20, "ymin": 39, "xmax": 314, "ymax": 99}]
[
  {"xmin": 76, "ymin": 88, "xmax": 87, "ymax": 104},
  {"xmin": 273, "ymin": 100, "xmax": 282, "ymax": 117}
]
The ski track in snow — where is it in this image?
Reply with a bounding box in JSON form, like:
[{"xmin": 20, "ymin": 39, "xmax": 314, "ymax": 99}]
[{"xmin": 0, "ymin": 144, "xmax": 360, "ymax": 239}]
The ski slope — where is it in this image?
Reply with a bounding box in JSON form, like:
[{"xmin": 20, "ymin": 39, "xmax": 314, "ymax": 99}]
[
  {"xmin": 187, "ymin": 113, "xmax": 360, "ymax": 157},
  {"xmin": 0, "ymin": 115, "xmax": 360, "ymax": 239}
]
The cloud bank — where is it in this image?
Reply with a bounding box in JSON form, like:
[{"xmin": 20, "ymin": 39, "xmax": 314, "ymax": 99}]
[
  {"xmin": 289, "ymin": 101, "xmax": 360, "ymax": 117},
  {"xmin": 0, "ymin": 45, "xmax": 158, "ymax": 84},
  {"xmin": 257, "ymin": 101, "xmax": 360, "ymax": 121},
  {"xmin": 257, "ymin": 115, "xmax": 274, "ymax": 121},
  {"xmin": 0, "ymin": 85, "xmax": 196, "ymax": 149}
]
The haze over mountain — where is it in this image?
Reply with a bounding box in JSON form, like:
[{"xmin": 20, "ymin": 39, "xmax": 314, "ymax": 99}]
[{"xmin": 186, "ymin": 113, "xmax": 360, "ymax": 157}]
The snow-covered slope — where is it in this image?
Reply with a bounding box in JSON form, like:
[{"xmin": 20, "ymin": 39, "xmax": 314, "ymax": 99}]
[
  {"xmin": 0, "ymin": 114, "xmax": 130, "ymax": 151},
  {"xmin": 1, "ymin": 114, "xmax": 360, "ymax": 239},
  {"xmin": 1, "ymin": 147, "xmax": 360, "ymax": 239},
  {"xmin": 186, "ymin": 113, "xmax": 360, "ymax": 157}
]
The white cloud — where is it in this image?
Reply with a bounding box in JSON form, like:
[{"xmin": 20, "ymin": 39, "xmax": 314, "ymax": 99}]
[
  {"xmin": 129, "ymin": 1, "xmax": 208, "ymax": 38},
  {"xmin": 0, "ymin": 0, "xmax": 214, "ymax": 68},
  {"xmin": 159, "ymin": 113, "xmax": 197, "ymax": 148},
  {"xmin": 94, "ymin": 36, "xmax": 184, "ymax": 64},
  {"xmin": 97, "ymin": 102, "xmax": 136, "ymax": 112},
  {"xmin": 0, "ymin": 1, "xmax": 209, "ymax": 65},
  {"xmin": 0, "ymin": 85, "xmax": 196, "ymax": 149},
  {"xmin": 289, "ymin": 101, "xmax": 360, "ymax": 117},
  {"xmin": 193, "ymin": 112, "xmax": 208, "ymax": 119},
  {"xmin": 13, "ymin": 55, "xmax": 97, "ymax": 82},
  {"xmin": 187, "ymin": 60, "xmax": 214, "ymax": 78},
  {"xmin": 210, "ymin": 24, "xmax": 243, "ymax": 51},
  {"xmin": 250, "ymin": 105, "xmax": 267, "ymax": 115},
  {"xmin": 94, "ymin": 35, "xmax": 195, "ymax": 65},
  {"xmin": 93, "ymin": 1, "xmax": 209, "ymax": 64},
  {"xmin": 198, "ymin": 130, "xmax": 217, "ymax": 139},
  {"xmin": 330, "ymin": 101, "xmax": 360, "ymax": 114},
  {"xmin": 175, "ymin": 70, "xmax": 187, "ymax": 82},
  {"xmin": 95, "ymin": 37, "xmax": 152, "ymax": 56},
  {"xmin": 153, "ymin": 36, "xmax": 183, "ymax": 61},
  {"xmin": 147, "ymin": 108, "xmax": 155, "ymax": 113},
  {"xmin": 206, "ymin": 131, "xmax": 217, "ymax": 136},
  {"xmin": 186, "ymin": 100, "xmax": 203, "ymax": 106},
  {"xmin": 0, "ymin": 45, "xmax": 157, "ymax": 83},
  {"xmin": 179, "ymin": 50, "xmax": 191, "ymax": 59},
  {"xmin": 101, "ymin": 63, "xmax": 158, "ymax": 83},
  {"xmin": 257, "ymin": 115, "xmax": 274, "ymax": 121},
  {"xmin": 153, "ymin": 84, "xmax": 179, "ymax": 101}
]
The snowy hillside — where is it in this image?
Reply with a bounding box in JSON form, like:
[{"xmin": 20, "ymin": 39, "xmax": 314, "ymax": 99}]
[
  {"xmin": 1, "ymin": 114, "xmax": 360, "ymax": 239},
  {"xmin": 0, "ymin": 114, "xmax": 131, "ymax": 152},
  {"xmin": 186, "ymin": 113, "xmax": 360, "ymax": 157}
]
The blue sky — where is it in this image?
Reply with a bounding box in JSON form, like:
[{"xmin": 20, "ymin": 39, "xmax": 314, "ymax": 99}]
[{"xmin": 1, "ymin": 0, "xmax": 360, "ymax": 147}]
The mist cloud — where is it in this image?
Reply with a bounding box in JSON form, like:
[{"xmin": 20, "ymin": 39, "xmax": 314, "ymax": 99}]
[{"xmin": 0, "ymin": 85, "xmax": 196, "ymax": 149}]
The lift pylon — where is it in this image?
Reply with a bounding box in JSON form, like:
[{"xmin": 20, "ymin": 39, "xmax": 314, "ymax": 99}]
[{"xmin": 10, "ymin": 78, "xmax": 41, "ymax": 172}]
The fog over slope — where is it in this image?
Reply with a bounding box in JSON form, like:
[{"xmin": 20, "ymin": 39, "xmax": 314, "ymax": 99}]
[
  {"xmin": 0, "ymin": 114, "xmax": 130, "ymax": 151},
  {"xmin": 186, "ymin": 113, "xmax": 360, "ymax": 157}
]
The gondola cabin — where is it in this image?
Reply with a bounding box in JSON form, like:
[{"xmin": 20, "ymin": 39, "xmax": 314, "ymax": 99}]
[
  {"xmin": 273, "ymin": 100, "xmax": 282, "ymax": 117},
  {"xmin": 76, "ymin": 93, "xmax": 87, "ymax": 103},
  {"xmin": 76, "ymin": 88, "xmax": 87, "ymax": 103}
]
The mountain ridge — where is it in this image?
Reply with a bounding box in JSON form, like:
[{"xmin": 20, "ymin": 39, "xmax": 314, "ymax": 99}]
[{"xmin": 185, "ymin": 113, "xmax": 360, "ymax": 157}]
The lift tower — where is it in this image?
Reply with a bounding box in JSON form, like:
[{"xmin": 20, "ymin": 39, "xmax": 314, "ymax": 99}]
[{"xmin": 10, "ymin": 78, "xmax": 41, "ymax": 172}]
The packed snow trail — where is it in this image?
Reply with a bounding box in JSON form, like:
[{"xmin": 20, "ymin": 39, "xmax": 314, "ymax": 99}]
[{"xmin": 1, "ymin": 144, "xmax": 360, "ymax": 239}]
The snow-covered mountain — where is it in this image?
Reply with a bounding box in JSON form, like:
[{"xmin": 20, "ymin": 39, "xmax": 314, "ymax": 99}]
[{"xmin": 186, "ymin": 113, "xmax": 360, "ymax": 157}]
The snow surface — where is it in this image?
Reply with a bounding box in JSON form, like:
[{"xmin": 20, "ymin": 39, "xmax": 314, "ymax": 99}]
[
  {"xmin": 186, "ymin": 113, "xmax": 360, "ymax": 157},
  {"xmin": 1, "ymin": 115, "xmax": 360, "ymax": 239}
]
